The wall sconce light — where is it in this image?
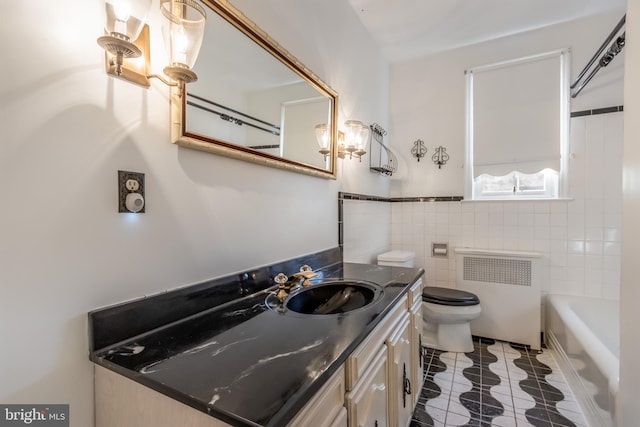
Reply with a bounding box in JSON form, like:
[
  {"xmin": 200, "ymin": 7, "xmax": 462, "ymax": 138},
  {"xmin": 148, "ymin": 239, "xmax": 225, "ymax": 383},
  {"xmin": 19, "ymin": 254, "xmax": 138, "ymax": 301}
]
[
  {"xmin": 315, "ymin": 124, "xmax": 346, "ymax": 160},
  {"xmin": 97, "ymin": 0, "xmax": 152, "ymax": 78},
  {"xmin": 432, "ymin": 145, "xmax": 449, "ymax": 168},
  {"xmin": 158, "ymin": 0, "xmax": 206, "ymax": 85},
  {"xmin": 315, "ymin": 123, "xmax": 368, "ymax": 161},
  {"xmin": 97, "ymin": 0, "xmax": 206, "ymax": 92},
  {"xmin": 315, "ymin": 123, "xmax": 331, "ymax": 159},
  {"xmin": 342, "ymin": 120, "xmax": 370, "ymax": 161},
  {"xmin": 411, "ymin": 139, "xmax": 427, "ymax": 162}
]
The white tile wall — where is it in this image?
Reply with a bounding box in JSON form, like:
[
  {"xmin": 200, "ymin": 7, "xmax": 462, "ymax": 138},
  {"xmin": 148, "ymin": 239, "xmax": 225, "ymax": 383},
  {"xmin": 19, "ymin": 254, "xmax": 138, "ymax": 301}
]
[
  {"xmin": 342, "ymin": 199, "xmax": 391, "ymax": 264},
  {"xmin": 341, "ymin": 112, "xmax": 622, "ymax": 301},
  {"xmin": 388, "ymin": 112, "xmax": 623, "ymax": 300}
]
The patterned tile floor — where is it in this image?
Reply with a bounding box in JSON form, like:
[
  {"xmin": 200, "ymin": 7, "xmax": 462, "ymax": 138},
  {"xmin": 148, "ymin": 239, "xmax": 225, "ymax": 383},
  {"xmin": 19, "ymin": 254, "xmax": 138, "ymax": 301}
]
[{"xmin": 410, "ymin": 337, "xmax": 588, "ymax": 427}]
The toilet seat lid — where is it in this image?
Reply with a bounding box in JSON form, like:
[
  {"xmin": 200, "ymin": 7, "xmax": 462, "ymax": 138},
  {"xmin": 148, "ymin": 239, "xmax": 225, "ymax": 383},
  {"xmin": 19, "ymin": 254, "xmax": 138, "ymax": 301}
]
[{"xmin": 422, "ymin": 286, "xmax": 480, "ymax": 306}]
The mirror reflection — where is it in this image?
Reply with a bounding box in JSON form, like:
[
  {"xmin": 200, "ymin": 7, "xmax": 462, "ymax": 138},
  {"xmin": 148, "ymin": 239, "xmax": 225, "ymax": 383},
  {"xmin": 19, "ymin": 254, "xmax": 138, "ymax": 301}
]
[{"xmin": 175, "ymin": 0, "xmax": 337, "ymax": 177}]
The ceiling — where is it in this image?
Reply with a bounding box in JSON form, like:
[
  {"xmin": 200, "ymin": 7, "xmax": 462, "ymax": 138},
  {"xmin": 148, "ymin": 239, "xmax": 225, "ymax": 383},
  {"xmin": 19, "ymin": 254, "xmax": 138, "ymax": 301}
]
[{"xmin": 347, "ymin": 0, "xmax": 627, "ymax": 62}]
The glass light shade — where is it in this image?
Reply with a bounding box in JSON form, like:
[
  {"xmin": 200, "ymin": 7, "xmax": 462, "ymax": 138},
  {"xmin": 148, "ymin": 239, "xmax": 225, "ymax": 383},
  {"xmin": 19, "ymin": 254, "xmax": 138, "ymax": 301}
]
[
  {"xmin": 104, "ymin": 0, "xmax": 152, "ymax": 41},
  {"xmin": 160, "ymin": 0, "xmax": 207, "ymax": 70},
  {"xmin": 315, "ymin": 124, "xmax": 330, "ymax": 155},
  {"xmin": 344, "ymin": 120, "xmax": 370, "ymax": 154}
]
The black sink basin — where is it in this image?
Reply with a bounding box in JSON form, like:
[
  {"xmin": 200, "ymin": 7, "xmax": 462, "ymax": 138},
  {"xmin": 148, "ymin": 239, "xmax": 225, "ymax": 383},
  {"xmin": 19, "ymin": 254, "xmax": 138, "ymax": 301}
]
[{"xmin": 285, "ymin": 281, "xmax": 382, "ymax": 315}]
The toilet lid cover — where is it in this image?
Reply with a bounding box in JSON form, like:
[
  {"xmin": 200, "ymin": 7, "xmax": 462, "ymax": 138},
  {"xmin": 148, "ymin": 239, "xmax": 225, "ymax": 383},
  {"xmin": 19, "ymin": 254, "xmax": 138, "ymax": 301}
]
[{"xmin": 422, "ymin": 286, "xmax": 480, "ymax": 306}]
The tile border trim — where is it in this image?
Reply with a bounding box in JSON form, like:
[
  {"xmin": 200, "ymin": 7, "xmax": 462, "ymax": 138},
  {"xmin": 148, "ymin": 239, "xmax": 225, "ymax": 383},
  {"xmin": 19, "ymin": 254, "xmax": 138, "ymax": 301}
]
[
  {"xmin": 337, "ymin": 192, "xmax": 464, "ymax": 249},
  {"xmin": 339, "ymin": 192, "xmax": 463, "ymax": 203}
]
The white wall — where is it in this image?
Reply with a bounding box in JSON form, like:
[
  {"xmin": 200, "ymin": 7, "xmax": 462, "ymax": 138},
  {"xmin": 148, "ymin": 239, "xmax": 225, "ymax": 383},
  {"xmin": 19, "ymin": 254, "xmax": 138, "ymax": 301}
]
[
  {"xmin": 342, "ymin": 199, "xmax": 391, "ymax": 264},
  {"xmin": 389, "ymin": 9, "xmax": 625, "ymax": 198},
  {"xmin": 0, "ymin": 1, "xmax": 389, "ymax": 425},
  {"xmin": 620, "ymin": 0, "xmax": 640, "ymax": 424}
]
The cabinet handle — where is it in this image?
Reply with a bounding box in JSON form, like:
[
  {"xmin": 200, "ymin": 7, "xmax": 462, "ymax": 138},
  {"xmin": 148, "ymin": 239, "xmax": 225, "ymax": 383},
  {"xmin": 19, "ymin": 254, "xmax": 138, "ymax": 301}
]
[
  {"xmin": 419, "ymin": 334, "xmax": 423, "ymax": 368},
  {"xmin": 402, "ymin": 363, "xmax": 412, "ymax": 408}
]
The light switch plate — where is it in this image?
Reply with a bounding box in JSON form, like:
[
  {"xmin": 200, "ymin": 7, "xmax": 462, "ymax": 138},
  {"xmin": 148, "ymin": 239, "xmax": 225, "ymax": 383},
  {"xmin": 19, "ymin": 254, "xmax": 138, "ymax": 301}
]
[{"xmin": 118, "ymin": 170, "xmax": 145, "ymax": 213}]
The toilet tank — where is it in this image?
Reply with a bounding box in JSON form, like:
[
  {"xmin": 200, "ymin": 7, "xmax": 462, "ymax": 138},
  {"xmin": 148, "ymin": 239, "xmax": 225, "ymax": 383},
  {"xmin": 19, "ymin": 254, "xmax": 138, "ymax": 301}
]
[{"xmin": 377, "ymin": 251, "xmax": 415, "ymax": 267}]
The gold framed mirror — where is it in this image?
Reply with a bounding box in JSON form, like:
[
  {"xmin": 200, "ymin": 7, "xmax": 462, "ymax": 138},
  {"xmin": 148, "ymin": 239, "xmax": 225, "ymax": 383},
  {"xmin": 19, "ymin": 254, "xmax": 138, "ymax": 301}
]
[{"xmin": 169, "ymin": 0, "xmax": 338, "ymax": 179}]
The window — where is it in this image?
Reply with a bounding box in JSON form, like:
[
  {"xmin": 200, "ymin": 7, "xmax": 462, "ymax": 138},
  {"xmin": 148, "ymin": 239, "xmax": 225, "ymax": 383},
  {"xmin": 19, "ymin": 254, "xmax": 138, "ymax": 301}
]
[
  {"xmin": 474, "ymin": 169, "xmax": 559, "ymax": 199},
  {"xmin": 465, "ymin": 50, "xmax": 569, "ymax": 200}
]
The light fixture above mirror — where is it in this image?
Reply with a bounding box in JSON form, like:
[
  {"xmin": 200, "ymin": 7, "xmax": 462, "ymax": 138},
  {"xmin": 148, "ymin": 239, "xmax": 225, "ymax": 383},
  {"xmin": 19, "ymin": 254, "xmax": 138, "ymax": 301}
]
[{"xmin": 97, "ymin": 0, "xmax": 206, "ymax": 92}]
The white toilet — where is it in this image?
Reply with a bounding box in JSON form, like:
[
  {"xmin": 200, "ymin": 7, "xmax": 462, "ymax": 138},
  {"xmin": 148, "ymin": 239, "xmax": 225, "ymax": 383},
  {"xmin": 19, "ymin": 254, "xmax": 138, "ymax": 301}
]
[
  {"xmin": 422, "ymin": 287, "xmax": 481, "ymax": 353},
  {"xmin": 377, "ymin": 250, "xmax": 480, "ymax": 353}
]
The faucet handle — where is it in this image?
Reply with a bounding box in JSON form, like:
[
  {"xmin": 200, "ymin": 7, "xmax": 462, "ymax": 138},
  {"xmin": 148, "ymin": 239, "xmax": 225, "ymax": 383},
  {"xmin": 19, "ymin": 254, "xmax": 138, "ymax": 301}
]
[
  {"xmin": 273, "ymin": 273, "xmax": 289, "ymax": 288},
  {"xmin": 294, "ymin": 265, "xmax": 317, "ymax": 287},
  {"xmin": 274, "ymin": 273, "xmax": 288, "ymax": 286},
  {"xmin": 274, "ymin": 273, "xmax": 289, "ymax": 303}
]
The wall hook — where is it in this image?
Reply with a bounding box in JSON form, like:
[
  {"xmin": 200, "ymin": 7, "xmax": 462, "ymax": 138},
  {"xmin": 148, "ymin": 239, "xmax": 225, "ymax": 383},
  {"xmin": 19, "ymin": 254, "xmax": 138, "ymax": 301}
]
[
  {"xmin": 411, "ymin": 139, "xmax": 427, "ymax": 162},
  {"xmin": 432, "ymin": 146, "xmax": 449, "ymax": 169}
]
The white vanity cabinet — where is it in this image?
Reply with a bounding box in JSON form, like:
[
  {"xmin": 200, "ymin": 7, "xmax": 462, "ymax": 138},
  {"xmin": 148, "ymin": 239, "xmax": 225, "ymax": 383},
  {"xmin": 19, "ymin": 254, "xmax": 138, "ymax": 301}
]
[
  {"xmin": 288, "ymin": 365, "xmax": 347, "ymax": 427},
  {"xmin": 408, "ymin": 279, "xmax": 424, "ymax": 407},
  {"xmin": 346, "ymin": 347, "xmax": 389, "ymax": 426},
  {"xmin": 345, "ymin": 294, "xmax": 413, "ymax": 427},
  {"xmin": 345, "ymin": 278, "xmax": 424, "ymax": 427},
  {"xmin": 345, "ymin": 294, "xmax": 409, "ymax": 391},
  {"xmin": 95, "ymin": 365, "xmax": 234, "ymax": 427}
]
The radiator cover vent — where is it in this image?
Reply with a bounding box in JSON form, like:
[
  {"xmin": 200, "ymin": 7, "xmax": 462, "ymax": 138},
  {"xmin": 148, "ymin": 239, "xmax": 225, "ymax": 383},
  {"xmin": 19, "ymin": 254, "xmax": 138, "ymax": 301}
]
[{"xmin": 463, "ymin": 256, "xmax": 531, "ymax": 287}]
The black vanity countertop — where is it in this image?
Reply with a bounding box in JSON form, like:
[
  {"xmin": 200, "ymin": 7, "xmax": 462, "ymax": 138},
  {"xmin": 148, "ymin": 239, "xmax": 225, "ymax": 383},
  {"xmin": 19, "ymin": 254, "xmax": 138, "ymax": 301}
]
[{"xmin": 90, "ymin": 261, "xmax": 424, "ymax": 427}]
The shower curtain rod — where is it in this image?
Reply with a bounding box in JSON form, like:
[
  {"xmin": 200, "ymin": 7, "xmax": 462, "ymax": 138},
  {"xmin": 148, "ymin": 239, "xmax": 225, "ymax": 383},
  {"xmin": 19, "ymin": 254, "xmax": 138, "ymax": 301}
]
[
  {"xmin": 187, "ymin": 93, "xmax": 281, "ymax": 136},
  {"xmin": 571, "ymin": 14, "xmax": 626, "ymax": 98}
]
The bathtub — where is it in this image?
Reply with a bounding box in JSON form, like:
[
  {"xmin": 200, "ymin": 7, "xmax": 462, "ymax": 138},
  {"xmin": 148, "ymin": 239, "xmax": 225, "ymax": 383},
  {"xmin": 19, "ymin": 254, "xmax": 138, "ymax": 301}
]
[{"xmin": 546, "ymin": 294, "xmax": 619, "ymax": 427}]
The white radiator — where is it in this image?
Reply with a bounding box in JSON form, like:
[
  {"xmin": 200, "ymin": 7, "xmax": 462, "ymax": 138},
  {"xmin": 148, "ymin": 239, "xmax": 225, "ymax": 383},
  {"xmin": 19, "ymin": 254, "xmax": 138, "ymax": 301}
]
[{"xmin": 455, "ymin": 248, "xmax": 542, "ymax": 349}]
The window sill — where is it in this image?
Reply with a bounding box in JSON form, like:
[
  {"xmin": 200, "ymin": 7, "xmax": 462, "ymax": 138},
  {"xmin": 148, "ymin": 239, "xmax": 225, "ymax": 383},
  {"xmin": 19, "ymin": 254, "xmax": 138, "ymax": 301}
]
[{"xmin": 462, "ymin": 197, "xmax": 574, "ymax": 203}]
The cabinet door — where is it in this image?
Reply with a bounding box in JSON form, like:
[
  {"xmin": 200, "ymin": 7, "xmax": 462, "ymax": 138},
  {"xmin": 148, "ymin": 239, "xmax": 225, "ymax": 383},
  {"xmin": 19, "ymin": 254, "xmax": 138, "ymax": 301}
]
[
  {"xmin": 95, "ymin": 366, "xmax": 233, "ymax": 427},
  {"xmin": 387, "ymin": 316, "xmax": 413, "ymax": 427},
  {"xmin": 346, "ymin": 295, "xmax": 408, "ymax": 391},
  {"xmin": 410, "ymin": 298, "xmax": 424, "ymax": 408},
  {"xmin": 407, "ymin": 279, "xmax": 423, "ymax": 307},
  {"xmin": 346, "ymin": 347, "xmax": 389, "ymax": 427},
  {"xmin": 329, "ymin": 407, "xmax": 347, "ymax": 427},
  {"xmin": 288, "ymin": 366, "xmax": 345, "ymax": 427}
]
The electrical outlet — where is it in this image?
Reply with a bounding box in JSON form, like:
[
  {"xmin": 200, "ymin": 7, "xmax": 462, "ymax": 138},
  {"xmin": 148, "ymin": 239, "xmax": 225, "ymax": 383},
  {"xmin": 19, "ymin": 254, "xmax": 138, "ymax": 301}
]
[
  {"xmin": 118, "ymin": 170, "xmax": 145, "ymax": 213},
  {"xmin": 125, "ymin": 179, "xmax": 139, "ymax": 191}
]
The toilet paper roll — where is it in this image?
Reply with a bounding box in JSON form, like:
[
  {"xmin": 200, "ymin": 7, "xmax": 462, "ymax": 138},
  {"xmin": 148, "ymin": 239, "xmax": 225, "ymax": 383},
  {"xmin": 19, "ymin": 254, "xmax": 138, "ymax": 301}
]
[{"xmin": 433, "ymin": 248, "xmax": 447, "ymax": 255}]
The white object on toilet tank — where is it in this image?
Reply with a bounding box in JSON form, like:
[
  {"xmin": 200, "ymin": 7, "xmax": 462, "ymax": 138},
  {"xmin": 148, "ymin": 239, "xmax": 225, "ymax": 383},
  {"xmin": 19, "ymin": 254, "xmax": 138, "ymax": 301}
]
[{"xmin": 377, "ymin": 250, "xmax": 415, "ymax": 267}]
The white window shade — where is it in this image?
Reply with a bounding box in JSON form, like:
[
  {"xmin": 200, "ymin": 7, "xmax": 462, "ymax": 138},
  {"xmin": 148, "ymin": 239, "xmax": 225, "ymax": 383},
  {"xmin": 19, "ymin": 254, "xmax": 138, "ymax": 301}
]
[{"xmin": 471, "ymin": 53, "xmax": 562, "ymax": 178}]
